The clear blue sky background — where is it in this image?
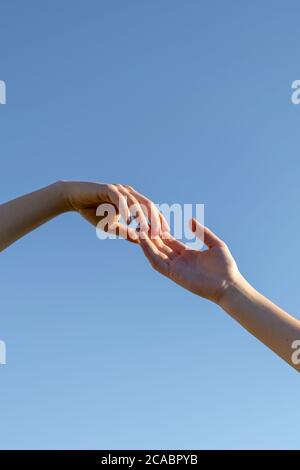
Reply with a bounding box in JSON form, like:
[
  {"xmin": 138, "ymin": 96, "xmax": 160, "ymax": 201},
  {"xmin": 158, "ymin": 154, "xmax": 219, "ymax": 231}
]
[{"xmin": 0, "ymin": 0, "xmax": 299, "ymax": 450}]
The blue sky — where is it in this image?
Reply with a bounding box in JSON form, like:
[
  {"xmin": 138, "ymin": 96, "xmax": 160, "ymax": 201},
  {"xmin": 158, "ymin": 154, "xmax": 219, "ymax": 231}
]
[{"xmin": 0, "ymin": 0, "xmax": 299, "ymax": 449}]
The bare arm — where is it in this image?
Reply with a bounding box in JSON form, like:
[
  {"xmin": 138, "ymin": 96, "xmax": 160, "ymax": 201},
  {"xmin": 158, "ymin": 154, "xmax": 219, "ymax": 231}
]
[
  {"xmin": 220, "ymin": 276, "xmax": 300, "ymax": 370},
  {"xmin": 0, "ymin": 181, "xmax": 167, "ymax": 252},
  {"xmin": 0, "ymin": 182, "xmax": 68, "ymax": 251},
  {"xmin": 139, "ymin": 219, "xmax": 300, "ymax": 371}
]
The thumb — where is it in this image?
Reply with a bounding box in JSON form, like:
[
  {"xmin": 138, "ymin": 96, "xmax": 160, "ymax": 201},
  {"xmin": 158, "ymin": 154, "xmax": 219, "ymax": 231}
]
[{"xmin": 189, "ymin": 218, "xmax": 225, "ymax": 249}]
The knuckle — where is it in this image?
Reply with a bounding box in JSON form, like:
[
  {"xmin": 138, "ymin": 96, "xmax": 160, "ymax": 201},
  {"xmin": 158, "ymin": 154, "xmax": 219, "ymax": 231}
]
[{"xmin": 108, "ymin": 183, "xmax": 118, "ymax": 194}]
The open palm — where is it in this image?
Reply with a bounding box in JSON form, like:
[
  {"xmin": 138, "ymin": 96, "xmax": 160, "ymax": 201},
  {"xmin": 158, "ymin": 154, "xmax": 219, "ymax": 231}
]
[{"xmin": 140, "ymin": 219, "xmax": 239, "ymax": 304}]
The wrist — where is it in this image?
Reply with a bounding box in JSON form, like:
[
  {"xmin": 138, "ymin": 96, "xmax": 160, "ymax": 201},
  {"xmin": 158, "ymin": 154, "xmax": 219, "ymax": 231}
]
[
  {"xmin": 217, "ymin": 273, "xmax": 253, "ymax": 310},
  {"xmin": 52, "ymin": 180, "xmax": 74, "ymax": 213}
]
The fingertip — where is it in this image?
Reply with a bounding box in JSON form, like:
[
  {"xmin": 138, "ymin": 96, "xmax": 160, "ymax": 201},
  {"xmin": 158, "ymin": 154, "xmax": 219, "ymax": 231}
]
[
  {"xmin": 128, "ymin": 231, "xmax": 139, "ymax": 243},
  {"xmin": 189, "ymin": 218, "xmax": 196, "ymax": 232},
  {"xmin": 160, "ymin": 214, "xmax": 170, "ymax": 234}
]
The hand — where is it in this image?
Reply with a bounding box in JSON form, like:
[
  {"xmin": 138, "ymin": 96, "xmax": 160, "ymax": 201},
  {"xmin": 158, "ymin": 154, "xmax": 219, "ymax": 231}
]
[
  {"xmin": 139, "ymin": 218, "xmax": 240, "ymax": 304},
  {"xmin": 62, "ymin": 181, "xmax": 169, "ymax": 242}
]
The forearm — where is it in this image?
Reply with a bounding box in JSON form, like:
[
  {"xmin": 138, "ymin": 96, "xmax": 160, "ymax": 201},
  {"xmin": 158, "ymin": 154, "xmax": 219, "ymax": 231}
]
[
  {"xmin": 0, "ymin": 181, "xmax": 70, "ymax": 251},
  {"xmin": 219, "ymin": 276, "xmax": 300, "ymax": 371}
]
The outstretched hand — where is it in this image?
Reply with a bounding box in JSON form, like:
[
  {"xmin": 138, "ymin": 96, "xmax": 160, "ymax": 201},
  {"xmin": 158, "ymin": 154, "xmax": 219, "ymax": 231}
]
[
  {"xmin": 139, "ymin": 218, "xmax": 240, "ymax": 304},
  {"xmin": 2, "ymin": 181, "xmax": 299, "ymax": 370}
]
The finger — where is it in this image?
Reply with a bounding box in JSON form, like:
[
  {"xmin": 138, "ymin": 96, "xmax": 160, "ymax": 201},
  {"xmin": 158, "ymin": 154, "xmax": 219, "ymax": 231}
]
[
  {"xmin": 159, "ymin": 211, "xmax": 170, "ymax": 235},
  {"xmin": 151, "ymin": 236, "xmax": 176, "ymax": 259},
  {"xmin": 139, "ymin": 235, "xmax": 170, "ymax": 275},
  {"xmin": 117, "ymin": 186, "xmax": 149, "ymax": 232},
  {"xmin": 190, "ymin": 218, "xmax": 224, "ymax": 248},
  {"xmin": 124, "ymin": 186, "xmax": 160, "ymax": 236},
  {"xmin": 163, "ymin": 235, "xmax": 188, "ymax": 254},
  {"xmin": 105, "ymin": 185, "xmax": 130, "ymax": 224},
  {"xmin": 108, "ymin": 223, "xmax": 139, "ymax": 243},
  {"xmin": 80, "ymin": 208, "xmax": 138, "ymax": 243},
  {"xmin": 123, "ymin": 185, "xmax": 166, "ymax": 238}
]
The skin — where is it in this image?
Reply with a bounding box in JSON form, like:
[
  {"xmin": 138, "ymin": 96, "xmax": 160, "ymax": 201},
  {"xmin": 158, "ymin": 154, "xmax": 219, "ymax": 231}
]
[
  {"xmin": 139, "ymin": 218, "xmax": 300, "ymax": 372},
  {"xmin": 0, "ymin": 181, "xmax": 168, "ymax": 252},
  {"xmin": 1, "ymin": 182, "xmax": 299, "ymax": 371}
]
